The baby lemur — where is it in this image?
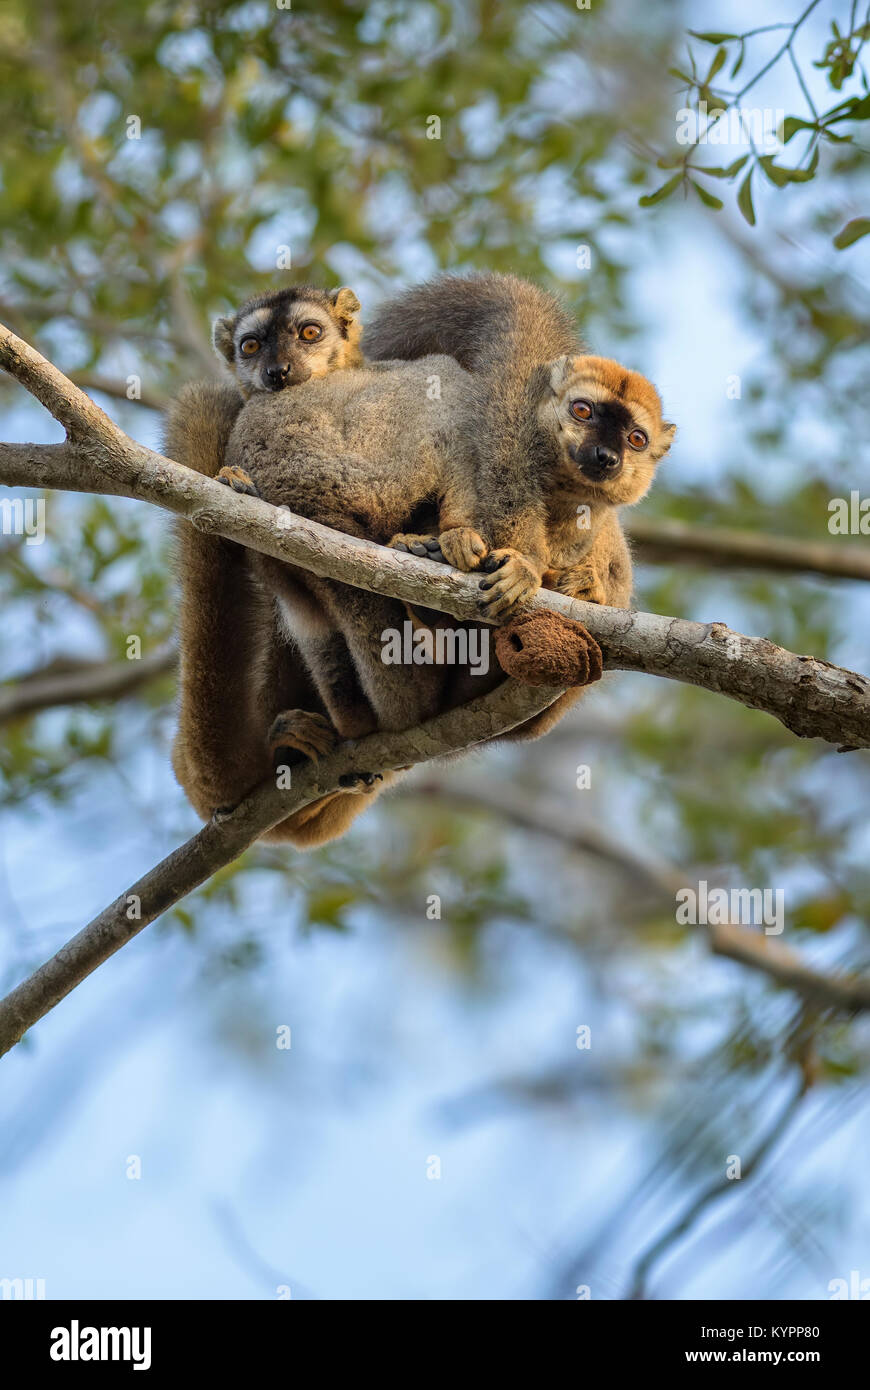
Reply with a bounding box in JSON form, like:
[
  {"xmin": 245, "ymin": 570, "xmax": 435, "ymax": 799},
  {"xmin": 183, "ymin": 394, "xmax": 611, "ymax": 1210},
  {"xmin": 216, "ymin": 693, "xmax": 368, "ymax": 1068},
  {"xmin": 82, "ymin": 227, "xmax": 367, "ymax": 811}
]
[{"xmin": 170, "ymin": 275, "xmax": 674, "ymax": 847}]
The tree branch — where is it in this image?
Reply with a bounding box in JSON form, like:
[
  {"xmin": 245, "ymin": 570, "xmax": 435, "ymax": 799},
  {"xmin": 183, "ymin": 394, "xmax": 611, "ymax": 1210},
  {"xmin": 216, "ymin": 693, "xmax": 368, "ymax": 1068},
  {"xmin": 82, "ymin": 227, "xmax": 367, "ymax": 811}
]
[
  {"xmin": 168, "ymin": 269, "xmax": 224, "ymax": 381},
  {"xmin": 406, "ymin": 778, "xmax": 870, "ymax": 1014},
  {"xmin": 69, "ymin": 373, "xmax": 170, "ymax": 414},
  {"xmin": 707, "ymin": 922, "xmax": 870, "ymax": 1014},
  {"xmin": 1, "ymin": 322, "xmax": 868, "ymax": 1049},
  {"xmin": 406, "ymin": 777, "xmax": 686, "ymax": 897},
  {"xmin": 1, "ymin": 322, "xmax": 868, "ymax": 751},
  {"xmin": 626, "ymin": 1078, "xmax": 808, "ymax": 1300},
  {"xmin": 627, "ymin": 517, "xmax": 870, "ymax": 584},
  {"xmin": 0, "ymin": 644, "xmax": 176, "ymax": 725},
  {"xmin": 0, "ymin": 678, "xmax": 563, "ymax": 1058}
]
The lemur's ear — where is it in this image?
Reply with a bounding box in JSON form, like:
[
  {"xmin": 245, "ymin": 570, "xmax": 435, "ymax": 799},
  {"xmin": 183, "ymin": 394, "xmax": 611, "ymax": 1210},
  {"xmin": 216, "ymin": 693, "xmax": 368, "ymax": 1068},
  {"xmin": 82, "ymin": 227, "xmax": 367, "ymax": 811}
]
[
  {"xmin": 548, "ymin": 355, "xmax": 574, "ymax": 392},
  {"xmin": 329, "ymin": 287, "xmax": 361, "ymax": 324},
  {"xmin": 651, "ymin": 421, "xmax": 677, "ymax": 464},
  {"xmin": 213, "ymin": 316, "xmax": 235, "ymax": 363}
]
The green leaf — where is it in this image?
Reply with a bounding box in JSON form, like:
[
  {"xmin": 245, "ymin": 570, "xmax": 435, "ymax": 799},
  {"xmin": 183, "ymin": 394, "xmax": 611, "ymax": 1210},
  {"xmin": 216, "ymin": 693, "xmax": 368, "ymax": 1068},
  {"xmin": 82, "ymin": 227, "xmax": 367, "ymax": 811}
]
[
  {"xmin": 737, "ymin": 169, "xmax": 756, "ymax": 225},
  {"xmin": 785, "ymin": 144, "xmax": 820, "ymax": 182},
  {"xmin": 639, "ymin": 172, "xmax": 683, "ymax": 206},
  {"xmin": 172, "ymin": 907, "xmax": 195, "ymax": 934},
  {"xmin": 690, "ymin": 178, "xmax": 724, "ymax": 209},
  {"xmin": 823, "ymin": 93, "xmax": 870, "ymax": 124},
  {"xmin": 688, "ymin": 31, "xmax": 739, "ymax": 43},
  {"xmin": 306, "ymin": 884, "xmax": 359, "ymax": 929},
  {"xmin": 834, "ymin": 216, "xmax": 870, "ymax": 248},
  {"xmin": 782, "ymin": 115, "xmax": 817, "ymax": 143},
  {"xmin": 693, "ymin": 155, "xmax": 749, "ymax": 179},
  {"xmin": 706, "ymin": 47, "xmax": 727, "ymax": 82},
  {"xmin": 795, "ymin": 893, "xmax": 851, "ymax": 932},
  {"xmin": 758, "ymin": 155, "xmax": 791, "ymax": 187},
  {"xmin": 757, "ymin": 145, "xmax": 820, "ymax": 187}
]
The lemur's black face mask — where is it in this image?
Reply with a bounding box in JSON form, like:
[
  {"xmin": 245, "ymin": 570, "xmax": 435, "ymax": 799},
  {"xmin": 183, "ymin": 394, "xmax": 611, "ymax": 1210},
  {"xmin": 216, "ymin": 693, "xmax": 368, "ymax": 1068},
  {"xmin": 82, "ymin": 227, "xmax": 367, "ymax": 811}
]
[
  {"xmin": 213, "ymin": 287, "xmax": 361, "ymax": 398},
  {"xmin": 568, "ymin": 440, "xmax": 624, "ymax": 482},
  {"xmin": 566, "ymin": 400, "xmax": 632, "ymax": 481},
  {"xmin": 235, "ymin": 310, "xmax": 348, "ymax": 394}
]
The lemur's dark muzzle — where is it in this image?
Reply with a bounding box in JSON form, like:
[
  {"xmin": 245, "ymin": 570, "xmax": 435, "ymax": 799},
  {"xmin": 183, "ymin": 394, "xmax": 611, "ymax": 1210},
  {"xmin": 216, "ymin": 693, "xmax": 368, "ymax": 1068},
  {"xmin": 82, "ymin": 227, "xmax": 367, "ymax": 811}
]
[
  {"xmin": 569, "ymin": 442, "xmax": 623, "ymax": 482},
  {"xmin": 262, "ymin": 363, "xmax": 290, "ymax": 391}
]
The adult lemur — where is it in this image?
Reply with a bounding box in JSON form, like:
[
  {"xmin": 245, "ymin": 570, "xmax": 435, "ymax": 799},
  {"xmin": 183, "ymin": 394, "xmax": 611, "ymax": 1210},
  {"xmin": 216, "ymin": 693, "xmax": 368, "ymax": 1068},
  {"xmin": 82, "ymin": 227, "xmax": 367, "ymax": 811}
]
[
  {"xmin": 365, "ymin": 275, "xmax": 674, "ymax": 612},
  {"xmin": 169, "ymin": 283, "xmax": 383, "ymax": 849},
  {"xmin": 169, "ymin": 275, "xmax": 674, "ymax": 846}
]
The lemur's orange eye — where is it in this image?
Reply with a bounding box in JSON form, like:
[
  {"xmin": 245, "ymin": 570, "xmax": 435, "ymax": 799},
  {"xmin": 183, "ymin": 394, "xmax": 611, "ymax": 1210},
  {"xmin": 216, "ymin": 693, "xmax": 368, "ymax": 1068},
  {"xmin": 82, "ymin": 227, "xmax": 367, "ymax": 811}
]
[
  {"xmin": 570, "ymin": 400, "xmax": 593, "ymax": 421},
  {"xmin": 240, "ymin": 337, "xmax": 260, "ymax": 356},
  {"xmin": 627, "ymin": 428, "xmax": 648, "ymax": 450},
  {"xmin": 299, "ymin": 323, "xmax": 323, "ymax": 342}
]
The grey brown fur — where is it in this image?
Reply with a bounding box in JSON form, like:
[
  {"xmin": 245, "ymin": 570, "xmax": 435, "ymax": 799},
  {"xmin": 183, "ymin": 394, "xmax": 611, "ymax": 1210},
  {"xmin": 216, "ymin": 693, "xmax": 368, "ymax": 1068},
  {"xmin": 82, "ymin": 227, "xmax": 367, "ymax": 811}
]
[
  {"xmin": 214, "ymin": 285, "xmax": 363, "ymax": 397},
  {"xmin": 170, "ymin": 289, "xmax": 391, "ymax": 848},
  {"xmin": 170, "ymin": 274, "xmax": 675, "ymax": 847}
]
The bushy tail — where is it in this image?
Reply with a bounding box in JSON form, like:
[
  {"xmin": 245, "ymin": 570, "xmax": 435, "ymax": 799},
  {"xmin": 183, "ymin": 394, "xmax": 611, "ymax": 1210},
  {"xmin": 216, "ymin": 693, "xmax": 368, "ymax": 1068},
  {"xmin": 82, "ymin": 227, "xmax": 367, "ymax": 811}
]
[
  {"xmin": 163, "ymin": 379, "xmax": 244, "ymax": 478},
  {"xmin": 364, "ymin": 272, "xmax": 583, "ymax": 378}
]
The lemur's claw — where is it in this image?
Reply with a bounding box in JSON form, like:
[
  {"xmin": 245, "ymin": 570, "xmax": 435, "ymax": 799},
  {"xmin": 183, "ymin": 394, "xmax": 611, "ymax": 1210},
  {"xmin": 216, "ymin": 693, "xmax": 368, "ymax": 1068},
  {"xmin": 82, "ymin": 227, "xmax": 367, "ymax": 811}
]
[{"xmin": 481, "ymin": 553, "xmax": 508, "ymax": 573}]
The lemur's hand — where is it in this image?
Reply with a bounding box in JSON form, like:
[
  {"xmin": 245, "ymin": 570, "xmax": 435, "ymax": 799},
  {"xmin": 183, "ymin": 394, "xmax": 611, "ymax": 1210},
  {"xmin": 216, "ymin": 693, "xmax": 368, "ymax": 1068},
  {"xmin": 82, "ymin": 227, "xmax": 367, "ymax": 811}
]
[
  {"xmin": 544, "ymin": 557, "xmax": 608, "ymax": 606},
  {"xmin": 268, "ymin": 712, "xmax": 384, "ymax": 791},
  {"xmin": 387, "ymin": 533, "xmax": 444, "ymax": 560},
  {"xmin": 436, "ymin": 526, "xmax": 488, "ymax": 571},
  {"xmin": 217, "ymin": 465, "xmax": 260, "ymax": 497},
  {"xmin": 478, "ymin": 548, "xmax": 541, "ymax": 618},
  {"xmin": 267, "ymin": 710, "xmax": 336, "ymax": 763}
]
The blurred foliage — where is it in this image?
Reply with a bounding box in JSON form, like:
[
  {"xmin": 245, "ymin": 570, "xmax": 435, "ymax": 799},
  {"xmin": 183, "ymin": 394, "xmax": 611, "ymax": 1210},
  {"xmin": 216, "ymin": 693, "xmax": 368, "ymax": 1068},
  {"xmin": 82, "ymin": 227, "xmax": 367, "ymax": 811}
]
[
  {"xmin": 655, "ymin": 11, "xmax": 870, "ymax": 247},
  {"xmin": 0, "ymin": 0, "xmax": 869, "ymax": 1298}
]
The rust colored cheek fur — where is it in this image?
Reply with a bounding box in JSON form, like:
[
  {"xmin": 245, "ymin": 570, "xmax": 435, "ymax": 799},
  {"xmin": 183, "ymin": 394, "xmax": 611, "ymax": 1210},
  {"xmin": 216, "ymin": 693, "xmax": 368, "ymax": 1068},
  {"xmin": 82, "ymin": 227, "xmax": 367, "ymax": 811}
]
[{"xmin": 596, "ymin": 456, "xmax": 659, "ymax": 506}]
